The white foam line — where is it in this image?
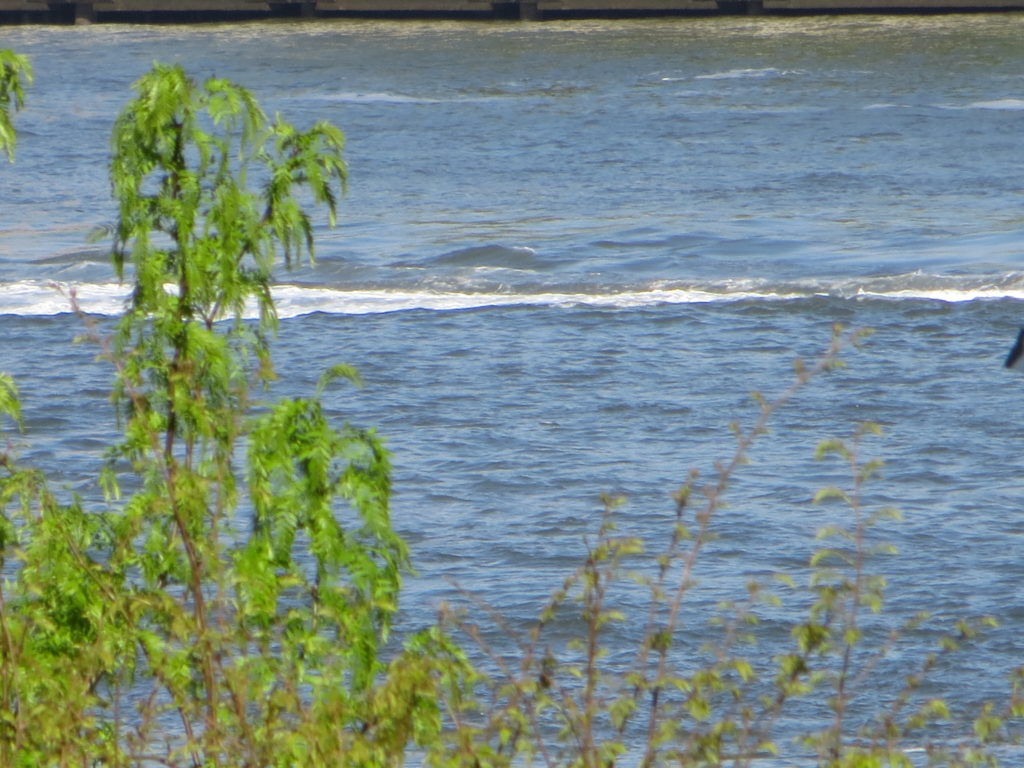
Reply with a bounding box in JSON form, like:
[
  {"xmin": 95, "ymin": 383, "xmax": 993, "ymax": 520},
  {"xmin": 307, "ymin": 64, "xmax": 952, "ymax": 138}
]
[
  {"xmin": 269, "ymin": 285, "xmax": 806, "ymax": 317},
  {"xmin": 966, "ymin": 98, "xmax": 1024, "ymax": 110},
  {"xmin": 854, "ymin": 288, "xmax": 1024, "ymax": 302},
  {"xmin": 3, "ymin": 280, "xmax": 1024, "ymax": 319},
  {"xmin": 695, "ymin": 67, "xmax": 785, "ymax": 80}
]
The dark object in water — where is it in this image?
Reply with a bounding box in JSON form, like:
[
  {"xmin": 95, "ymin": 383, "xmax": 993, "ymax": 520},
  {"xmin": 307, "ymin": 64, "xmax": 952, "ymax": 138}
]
[{"xmin": 1005, "ymin": 328, "xmax": 1024, "ymax": 370}]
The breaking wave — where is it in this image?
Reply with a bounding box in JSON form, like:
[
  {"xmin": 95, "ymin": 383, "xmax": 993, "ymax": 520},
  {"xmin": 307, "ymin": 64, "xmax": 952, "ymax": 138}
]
[{"xmin": 4, "ymin": 272, "xmax": 1024, "ymax": 319}]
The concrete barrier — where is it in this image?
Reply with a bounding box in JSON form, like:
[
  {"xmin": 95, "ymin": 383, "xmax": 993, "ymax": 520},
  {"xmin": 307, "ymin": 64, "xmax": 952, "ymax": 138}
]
[
  {"xmin": 1, "ymin": 0, "xmax": 1023, "ymax": 22},
  {"xmin": 531, "ymin": 0, "xmax": 718, "ymax": 17}
]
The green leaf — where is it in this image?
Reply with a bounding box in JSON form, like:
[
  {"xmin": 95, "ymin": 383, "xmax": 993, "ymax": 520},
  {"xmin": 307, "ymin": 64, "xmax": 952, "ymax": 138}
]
[
  {"xmin": 0, "ymin": 371, "xmax": 23, "ymax": 431},
  {"xmin": 317, "ymin": 363, "xmax": 363, "ymax": 395},
  {"xmin": 0, "ymin": 49, "xmax": 32, "ymax": 161}
]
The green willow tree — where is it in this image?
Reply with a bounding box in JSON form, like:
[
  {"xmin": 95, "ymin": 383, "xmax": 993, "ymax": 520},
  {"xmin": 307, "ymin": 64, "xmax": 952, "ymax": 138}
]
[
  {"xmin": 0, "ymin": 49, "xmax": 31, "ymax": 161},
  {"xmin": 0, "ymin": 49, "xmax": 29, "ymax": 423},
  {"xmin": 2, "ymin": 48, "xmax": 119, "ymax": 766},
  {"xmin": 101, "ymin": 61, "xmax": 412, "ymax": 760},
  {"xmin": 0, "ymin": 62, "xmax": 462, "ymax": 767}
]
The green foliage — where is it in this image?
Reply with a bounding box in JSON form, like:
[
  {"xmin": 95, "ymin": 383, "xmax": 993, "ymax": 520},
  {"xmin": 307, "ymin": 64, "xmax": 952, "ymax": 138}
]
[
  {"xmin": 0, "ymin": 61, "xmax": 456, "ymax": 767},
  {"xmin": 0, "ymin": 372, "xmax": 22, "ymax": 432},
  {"xmin": 0, "ymin": 49, "xmax": 31, "ymax": 161}
]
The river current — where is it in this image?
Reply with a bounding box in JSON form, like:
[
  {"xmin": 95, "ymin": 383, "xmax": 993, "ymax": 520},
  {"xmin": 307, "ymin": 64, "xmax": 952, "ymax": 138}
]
[{"xmin": 2, "ymin": 14, "xmax": 1024, "ymax": 760}]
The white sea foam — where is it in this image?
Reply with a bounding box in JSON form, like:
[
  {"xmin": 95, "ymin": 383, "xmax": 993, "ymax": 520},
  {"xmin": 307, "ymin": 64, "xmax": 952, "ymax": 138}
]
[
  {"xmin": 694, "ymin": 67, "xmax": 802, "ymax": 81},
  {"xmin": 305, "ymin": 91, "xmax": 446, "ymax": 104},
  {"xmin": 0, "ymin": 280, "xmax": 130, "ymax": 316},
  {"xmin": 937, "ymin": 98, "xmax": 1024, "ymax": 111},
  {"xmin": 304, "ymin": 90, "xmax": 511, "ymax": 105},
  {"xmin": 4, "ymin": 278, "xmax": 1024, "ymax": 319},
  {"xmin": 967, "ymin": 98, "xmax": 1024, "ymax": 110}
]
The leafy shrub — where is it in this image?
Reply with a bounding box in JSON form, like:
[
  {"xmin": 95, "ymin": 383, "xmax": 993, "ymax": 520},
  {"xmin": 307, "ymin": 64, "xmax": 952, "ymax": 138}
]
[{"xmin": 0, "ymin": 58, "xmax": 459, "ymax": 768}]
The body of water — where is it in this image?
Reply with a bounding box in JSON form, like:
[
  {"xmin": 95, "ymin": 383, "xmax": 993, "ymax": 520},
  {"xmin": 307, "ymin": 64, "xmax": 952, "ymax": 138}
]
[{"xmin": 2, "ymin": 14, "xmax": 1024, "ymax": 758}]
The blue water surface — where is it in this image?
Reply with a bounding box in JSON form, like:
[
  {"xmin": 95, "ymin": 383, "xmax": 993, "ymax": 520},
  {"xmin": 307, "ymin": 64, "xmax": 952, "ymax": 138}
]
[{"xmin": 2, "ymin": 14, "xmax": 1024, "ymax": 759}]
